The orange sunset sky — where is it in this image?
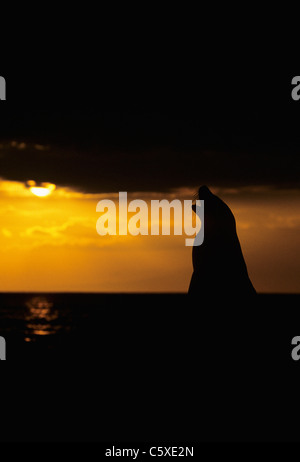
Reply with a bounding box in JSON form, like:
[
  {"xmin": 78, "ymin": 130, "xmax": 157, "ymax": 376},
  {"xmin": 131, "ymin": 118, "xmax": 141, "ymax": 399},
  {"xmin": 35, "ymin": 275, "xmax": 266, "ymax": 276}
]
[{"xmin": 0, "ymin": 178, "xmax": 299, "ymax": 293}]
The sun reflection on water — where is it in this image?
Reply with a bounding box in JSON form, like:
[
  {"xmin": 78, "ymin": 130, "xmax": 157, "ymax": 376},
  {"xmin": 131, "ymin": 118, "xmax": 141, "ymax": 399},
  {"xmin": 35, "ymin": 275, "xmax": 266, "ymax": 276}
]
[{"xmin": 25, "ymin": 296, "xmax": 59, "ymax": 341}]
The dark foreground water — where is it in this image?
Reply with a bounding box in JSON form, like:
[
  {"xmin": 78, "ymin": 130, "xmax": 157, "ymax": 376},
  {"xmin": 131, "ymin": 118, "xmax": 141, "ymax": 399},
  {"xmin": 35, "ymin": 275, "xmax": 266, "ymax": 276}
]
[
  {"xmin": 0, "ymin": 293, "xmax": 192, "ymax": 359},
  {"xmin": 1, "ymin": 293, "xmax": 300, "ymax": 442},
  {"xmin": 0, "ymin": 292, "xmax": 299, "ymax": 360}
]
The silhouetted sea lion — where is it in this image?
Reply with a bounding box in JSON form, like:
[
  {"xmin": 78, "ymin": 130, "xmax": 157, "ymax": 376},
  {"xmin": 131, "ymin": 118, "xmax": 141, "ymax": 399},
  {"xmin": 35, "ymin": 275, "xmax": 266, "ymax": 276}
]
[{"xmin": 189, "ymin": 186, "xmax": 256, "ymax": 299}]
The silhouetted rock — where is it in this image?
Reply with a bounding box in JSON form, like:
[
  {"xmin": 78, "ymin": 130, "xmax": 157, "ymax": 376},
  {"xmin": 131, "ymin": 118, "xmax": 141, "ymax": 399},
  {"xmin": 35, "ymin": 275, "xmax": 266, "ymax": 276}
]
[{"xmin": 189, "ymin": 186, "xmax": 256, "ymax": 299}]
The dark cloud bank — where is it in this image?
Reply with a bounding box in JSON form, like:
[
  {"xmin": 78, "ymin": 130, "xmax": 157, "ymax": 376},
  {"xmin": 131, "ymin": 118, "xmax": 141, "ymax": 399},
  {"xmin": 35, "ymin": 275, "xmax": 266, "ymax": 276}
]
[{"xmin": 0, "ymin": 71, "xmax": 299, "ymax": 193}]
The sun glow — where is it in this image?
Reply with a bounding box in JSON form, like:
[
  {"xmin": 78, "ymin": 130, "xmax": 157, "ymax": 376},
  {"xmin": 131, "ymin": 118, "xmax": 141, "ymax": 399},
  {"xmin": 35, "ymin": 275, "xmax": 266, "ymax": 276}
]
[
  {"xmin": 30, "ymin": 187, "xmax": 52, "ymax": 197},
  {"xmin": 27, "ymin": 181, "xmax": 56, "ymax": 197}
]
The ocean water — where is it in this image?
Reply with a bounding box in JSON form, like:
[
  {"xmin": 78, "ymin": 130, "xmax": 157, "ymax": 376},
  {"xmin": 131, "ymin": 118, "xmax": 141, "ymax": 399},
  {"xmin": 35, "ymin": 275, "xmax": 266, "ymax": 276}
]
[
  {"xmin": 0, "ymin": 292, "xmax": 299, "ymax": 361},
  {"xmin": 1, "ymin": 292, "xmax": 300, "ymax": 442},
  {"xmin": 0, "ymin": 293, "xmax": 189, "ymax": 360}
]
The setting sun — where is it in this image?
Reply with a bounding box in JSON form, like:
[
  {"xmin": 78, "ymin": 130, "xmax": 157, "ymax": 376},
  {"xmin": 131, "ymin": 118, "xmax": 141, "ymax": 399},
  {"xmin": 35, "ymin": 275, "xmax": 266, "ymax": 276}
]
[{"xmin": 27, "ymin": 181, "xmax": 56, "ymax": 197}]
